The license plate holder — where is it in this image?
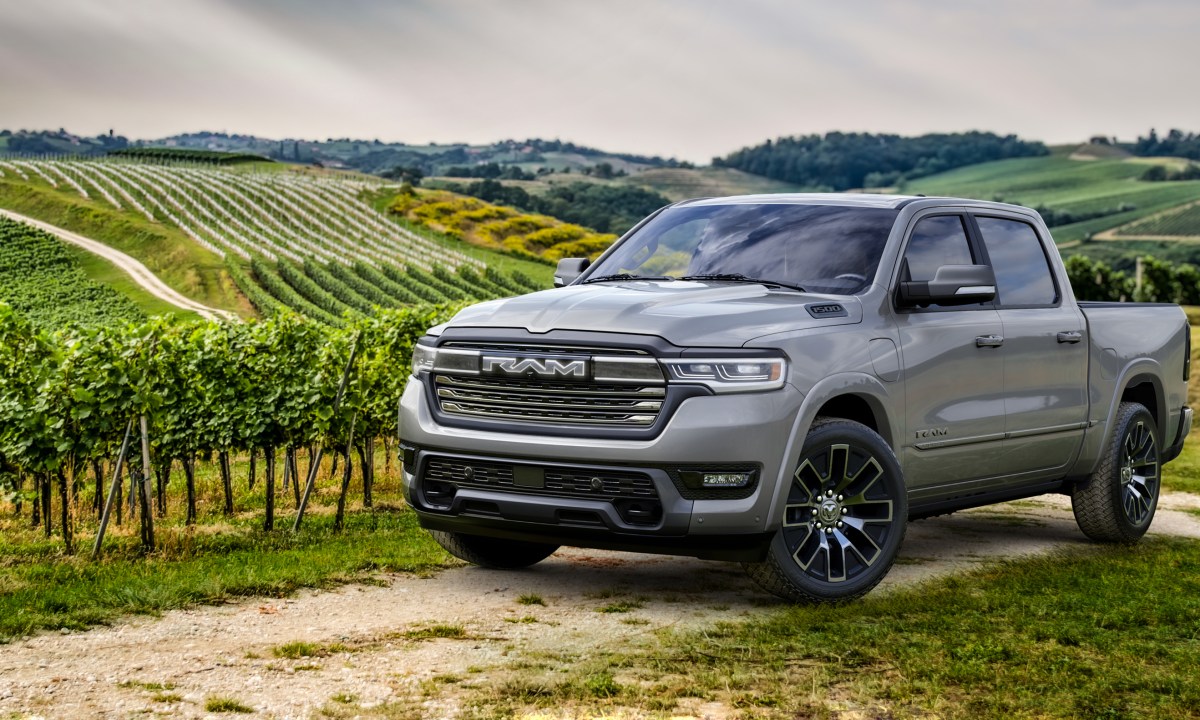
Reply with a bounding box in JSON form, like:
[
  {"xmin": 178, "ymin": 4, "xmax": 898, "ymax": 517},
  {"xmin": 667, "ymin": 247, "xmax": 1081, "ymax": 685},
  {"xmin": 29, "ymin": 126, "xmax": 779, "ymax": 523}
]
[{"xmin": 512, "ymin": 465, "xmax": 545, "ymax": 489}]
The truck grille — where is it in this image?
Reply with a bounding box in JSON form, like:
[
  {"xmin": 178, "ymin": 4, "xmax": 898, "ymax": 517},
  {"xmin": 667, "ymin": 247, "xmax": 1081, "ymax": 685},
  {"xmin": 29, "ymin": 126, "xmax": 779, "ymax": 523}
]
[
  {"xmin": 424, "ymin": 457, "xmax": 659, "ymax": 500},
  {"xmin": 434, "ymin": 374, "xmax": 665, "ymax": 426}
]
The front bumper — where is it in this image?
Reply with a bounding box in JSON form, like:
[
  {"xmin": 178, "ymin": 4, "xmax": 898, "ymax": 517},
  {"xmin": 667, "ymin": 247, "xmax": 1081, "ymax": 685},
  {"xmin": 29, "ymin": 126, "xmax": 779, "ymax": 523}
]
[{"xmin": 398, "ymin": 377, "xmax": 805, "ymax": 559}]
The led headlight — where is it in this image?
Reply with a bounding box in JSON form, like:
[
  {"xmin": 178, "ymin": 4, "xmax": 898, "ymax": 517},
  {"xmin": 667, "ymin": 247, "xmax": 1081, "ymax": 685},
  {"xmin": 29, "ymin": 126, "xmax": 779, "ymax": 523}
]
[
  {"xmin": 411, "ymin": 343, "xmax": 437, "ymax": 377},
  {"xmin": 410, "ymin": 343, "xmax": 481, "ymax": 378},
  {"xmin": 660, "ymin": 357, "xmax": 786, "ymax": 393}
]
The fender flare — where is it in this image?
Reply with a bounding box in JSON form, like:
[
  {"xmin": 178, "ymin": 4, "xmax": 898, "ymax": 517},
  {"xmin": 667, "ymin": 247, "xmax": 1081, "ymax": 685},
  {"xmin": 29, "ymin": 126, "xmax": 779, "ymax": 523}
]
[
  {"xmin": 1070, "ymin": 358, "xmax": 1166, "ymax": 478},
  {"xmin": 763, "ymin": 373, "xmax": 900, "ymax": 527}
]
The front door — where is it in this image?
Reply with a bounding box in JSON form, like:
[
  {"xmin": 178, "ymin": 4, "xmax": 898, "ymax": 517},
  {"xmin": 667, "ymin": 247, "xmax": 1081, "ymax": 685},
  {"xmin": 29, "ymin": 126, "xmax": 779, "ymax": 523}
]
[{"xmin": 894, "ymin": 213, "xmax": 1008, "ymax": 500}]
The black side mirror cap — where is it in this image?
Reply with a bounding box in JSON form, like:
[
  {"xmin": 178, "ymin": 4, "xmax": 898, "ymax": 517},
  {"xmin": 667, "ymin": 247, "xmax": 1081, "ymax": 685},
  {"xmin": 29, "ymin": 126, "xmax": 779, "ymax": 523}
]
[
  {"xmin": 899, "ymin": 264, "xmax": 996, "ymax": 307},
  {"xmin": 554, "ymin": 258, "xmax": 590, "ymax": 287}
]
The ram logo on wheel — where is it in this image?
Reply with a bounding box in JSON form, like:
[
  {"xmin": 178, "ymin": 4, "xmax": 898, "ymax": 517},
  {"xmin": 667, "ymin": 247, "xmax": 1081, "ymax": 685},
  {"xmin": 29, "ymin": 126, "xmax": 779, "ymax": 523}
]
[{"xmin": 481, "ymin": 356, "xmax": 588, "ymax": 379}]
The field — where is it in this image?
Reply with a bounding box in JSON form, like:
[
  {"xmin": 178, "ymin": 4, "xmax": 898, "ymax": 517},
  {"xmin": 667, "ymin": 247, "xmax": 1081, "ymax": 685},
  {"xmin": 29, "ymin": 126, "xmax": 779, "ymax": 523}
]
[
  {"xmin": 904, "ymin": 154, "xmax": 1200, "ymax": 255},
  {"xmin": 0, "ymin": 158, "xmax": 554, "ymax": 325},
  {"xmin": 0, "ymin": 216, "xmax": 146, "ymax": 327}
]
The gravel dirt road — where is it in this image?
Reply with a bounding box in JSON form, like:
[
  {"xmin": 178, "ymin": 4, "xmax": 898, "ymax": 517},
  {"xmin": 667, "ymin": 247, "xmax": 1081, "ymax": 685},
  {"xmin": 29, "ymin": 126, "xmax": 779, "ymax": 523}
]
[
  {"xmin": 2, "ymin": 492, "xmax": 1199, "ymax": 719},
  {"xmin": 0, "ymin": 209, "xmax": 238, "ymax": 322}
]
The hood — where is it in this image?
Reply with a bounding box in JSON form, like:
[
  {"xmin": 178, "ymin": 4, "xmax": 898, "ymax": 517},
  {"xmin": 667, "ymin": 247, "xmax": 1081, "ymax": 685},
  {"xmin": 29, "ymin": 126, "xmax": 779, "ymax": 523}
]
[{"xmin": 445, "ymin": 280, "xmax": 863, "ymax": 347}]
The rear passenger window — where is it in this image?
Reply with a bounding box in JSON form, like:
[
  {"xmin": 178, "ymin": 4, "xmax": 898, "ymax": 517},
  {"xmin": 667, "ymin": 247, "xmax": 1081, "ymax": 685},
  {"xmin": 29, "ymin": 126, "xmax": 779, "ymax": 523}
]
[
  {"xmin": 976, "ymin": 217, "xmax": 1058, "ymax": 306},
  {"xmin": 902, "ymin": 215, "xmax": 974, "ymax": 282}
]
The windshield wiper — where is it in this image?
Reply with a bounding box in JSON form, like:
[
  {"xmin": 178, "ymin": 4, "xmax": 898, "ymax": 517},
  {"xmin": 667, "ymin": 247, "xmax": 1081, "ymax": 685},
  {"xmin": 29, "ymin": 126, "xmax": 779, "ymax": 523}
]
[
  {"xmin": 583, "ymin": 274, "xmax": 676, "ymax": 284},
  {"xmin": 680, "ymin": 273, "xmax": 807, "ymax": 293}
]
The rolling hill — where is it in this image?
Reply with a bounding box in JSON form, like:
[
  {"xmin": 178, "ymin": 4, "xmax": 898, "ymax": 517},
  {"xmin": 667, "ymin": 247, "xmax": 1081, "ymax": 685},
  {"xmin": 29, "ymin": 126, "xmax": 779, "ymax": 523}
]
[{"xmin": 0, "ymin": 157, "xmax": 554, "ymax": 326}]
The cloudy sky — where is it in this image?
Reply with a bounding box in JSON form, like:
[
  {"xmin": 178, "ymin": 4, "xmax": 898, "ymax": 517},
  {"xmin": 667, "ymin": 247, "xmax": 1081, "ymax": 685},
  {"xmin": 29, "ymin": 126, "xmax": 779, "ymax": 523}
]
[{"xmin": 1, "ymin": 0, "xmax": 1196, "ymax": 162}]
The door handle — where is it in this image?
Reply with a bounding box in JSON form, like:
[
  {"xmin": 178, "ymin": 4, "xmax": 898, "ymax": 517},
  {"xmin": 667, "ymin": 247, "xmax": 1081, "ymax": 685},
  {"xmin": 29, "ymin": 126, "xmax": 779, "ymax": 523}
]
[
  {"xmin": 976, "ymin": 335, "xmax": 1004, "ymax": 348},
  {"xmin": 1057, "ymin": 331, "xmax": 1083, "ymax": 344}
]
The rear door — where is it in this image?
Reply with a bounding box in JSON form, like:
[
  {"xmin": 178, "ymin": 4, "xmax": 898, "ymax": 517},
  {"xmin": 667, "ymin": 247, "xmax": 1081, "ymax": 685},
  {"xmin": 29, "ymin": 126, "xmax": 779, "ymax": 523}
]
[
  {"xmin": 971, "ymin": 214, "xmax": 1089, "ymax": 479},
  {"xmin": 893, "ymin": 211, "xmax": 1007, "ymax": 498}
]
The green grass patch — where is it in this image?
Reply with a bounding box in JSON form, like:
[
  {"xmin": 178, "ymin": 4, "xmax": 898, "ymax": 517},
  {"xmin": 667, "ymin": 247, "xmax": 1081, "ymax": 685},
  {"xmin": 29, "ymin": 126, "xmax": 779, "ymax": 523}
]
[
  {"xmin": 402, "ymin": 623, "xmax": 467, "ymax": 640},
  {"xmin": 461, "ymin": 539, "xmax": 1200, "ymax": 719},
  {"xmin": 273, "ymin": 640, "xmax": 323, "ymax": 659},
  {"xmin": 0, "ymin": 505, "xmax": 451, "ymax": 642},
  {"xmin": 205, "ymin": 696, "xmax": 255, "ymax": 713},
  {"xmin": 596, "ymin": 600, "xmax": 643, "ymax": 614},
  {"xmin": 516, "ymin": 593, "xmax": 545, "ymax": 606}
]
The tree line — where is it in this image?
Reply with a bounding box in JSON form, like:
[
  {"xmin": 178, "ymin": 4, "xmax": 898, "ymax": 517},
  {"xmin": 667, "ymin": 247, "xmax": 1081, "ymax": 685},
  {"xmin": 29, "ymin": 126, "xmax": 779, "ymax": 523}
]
[
  {"xmin": 438, "ymin": 179, "xmax": 670, "ymax": 234},
  {"xmin": 712, "ymin": 131, "xmax": 1048, "ymax": 191}
]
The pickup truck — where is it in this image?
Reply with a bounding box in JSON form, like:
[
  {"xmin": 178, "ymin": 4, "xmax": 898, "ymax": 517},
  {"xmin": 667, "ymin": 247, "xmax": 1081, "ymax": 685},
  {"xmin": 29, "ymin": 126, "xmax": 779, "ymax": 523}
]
[{"xmin": 399, "ymin": 194, "xmax": 1192, "ymax": 602}]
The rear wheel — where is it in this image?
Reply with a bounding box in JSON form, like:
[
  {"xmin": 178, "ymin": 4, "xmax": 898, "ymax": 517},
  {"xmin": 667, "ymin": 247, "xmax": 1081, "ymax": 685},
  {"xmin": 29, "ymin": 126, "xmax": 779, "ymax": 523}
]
[
  {"xmin": 430, "ymin": 530, "xmax": 559, "ymax": 569},
  {"xmin": 1072, "ymin": 402, "xmax": 1160, "ymax": 543},
  {"xmin": 744, "ymin": 417, "xmax": 907, "ymax": 603}
]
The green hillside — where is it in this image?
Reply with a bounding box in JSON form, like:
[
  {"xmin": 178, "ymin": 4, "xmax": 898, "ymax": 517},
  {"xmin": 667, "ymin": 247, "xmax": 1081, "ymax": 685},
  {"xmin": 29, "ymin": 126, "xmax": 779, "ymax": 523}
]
[
  {"xmin": 0, "ymin": 158, "xmax": 554, "ymax": 326},
  {"xmin": 0, "ymin": 215, "xmax": 148, "ymax": 328},
  {"xmin": 905, "ymin": 154, "xmax": 1200, "ymax": 266}
]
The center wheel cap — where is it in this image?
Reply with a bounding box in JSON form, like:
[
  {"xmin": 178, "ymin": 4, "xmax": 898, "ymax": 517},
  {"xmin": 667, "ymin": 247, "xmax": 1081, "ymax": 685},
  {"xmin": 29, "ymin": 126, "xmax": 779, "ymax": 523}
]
[{"xmin": 819, "ymin": 499, "xmax": 841, "ymax": 523}]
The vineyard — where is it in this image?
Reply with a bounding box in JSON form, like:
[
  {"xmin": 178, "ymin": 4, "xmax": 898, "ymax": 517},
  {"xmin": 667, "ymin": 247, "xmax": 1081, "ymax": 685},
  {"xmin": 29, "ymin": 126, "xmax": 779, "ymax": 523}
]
[
  {"xmin": 0, "ymin": 216, "xmax": 144, "ymax": 328},
  {"xmin": 1115, "ymin": 201, "xmax": 1200, "ymax": 238},
  {"xmin": 0, "ymin": 301, "xmax": 460, "ymax": 561},
  {"xmin": 0, "ymin": 157, "xmax": 551, "ymax": 323}
]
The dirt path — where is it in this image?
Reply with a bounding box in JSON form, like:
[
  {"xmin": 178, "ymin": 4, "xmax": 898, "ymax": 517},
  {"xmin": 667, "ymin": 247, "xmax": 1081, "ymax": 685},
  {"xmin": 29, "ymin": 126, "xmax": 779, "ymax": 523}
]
[
  {"xmin": 0, "ymin": 209, "xmax": 239, "ymax": 323},
  {"xmin": 3, "ymin": 493, "xmax": 1199, "ymax": 719}
]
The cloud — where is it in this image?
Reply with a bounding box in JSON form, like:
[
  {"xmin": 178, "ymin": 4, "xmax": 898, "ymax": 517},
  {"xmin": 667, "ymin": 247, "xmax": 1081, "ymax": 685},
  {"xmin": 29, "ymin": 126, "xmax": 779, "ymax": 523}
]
[{"xmin": 0, "ymin": 0, "xmax": 1196, "ymax": 161}]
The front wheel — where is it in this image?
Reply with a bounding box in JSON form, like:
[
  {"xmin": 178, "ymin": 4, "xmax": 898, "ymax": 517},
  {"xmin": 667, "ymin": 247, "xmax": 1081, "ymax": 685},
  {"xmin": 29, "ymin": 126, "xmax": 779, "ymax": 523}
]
[
  {"xmin": 1072, "ymin": 402, "xmax": 1160, "ymax": 543},
  {"xmin": 744, "ymin": 417, "xmax": 908, "ymax": 603},
  {"xmin": 430, "ymin": 530, "xmax": 559, "ymax": 569}
]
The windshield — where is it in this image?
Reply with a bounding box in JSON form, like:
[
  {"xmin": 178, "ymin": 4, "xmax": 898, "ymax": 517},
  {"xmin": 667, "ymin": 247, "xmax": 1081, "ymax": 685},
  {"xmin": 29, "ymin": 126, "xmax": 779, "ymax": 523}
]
[{"xmin": 587, "ymin": 203, "xmax": 899, "ymax": 294}]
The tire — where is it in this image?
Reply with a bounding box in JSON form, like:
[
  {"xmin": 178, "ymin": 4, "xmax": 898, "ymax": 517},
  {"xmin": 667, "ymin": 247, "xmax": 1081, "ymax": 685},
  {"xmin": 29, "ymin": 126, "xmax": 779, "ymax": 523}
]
[
  {"xmin": 744, "ymin": 417, "xmax": 908, "ymax": 603},
  {"xmin": 429, "ymin": 530, "xmax": 559, "ymax": 569},
  {"xmin": 1072, "ymin": 402, "xmax": 1160, "ymax": 543}
]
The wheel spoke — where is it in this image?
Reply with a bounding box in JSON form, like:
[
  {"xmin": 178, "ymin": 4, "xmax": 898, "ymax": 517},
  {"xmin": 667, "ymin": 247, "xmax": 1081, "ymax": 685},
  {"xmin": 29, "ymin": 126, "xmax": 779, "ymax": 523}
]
[{"xmin": 840, "ymin": 517, "xmax": 882, "ymax": 566}]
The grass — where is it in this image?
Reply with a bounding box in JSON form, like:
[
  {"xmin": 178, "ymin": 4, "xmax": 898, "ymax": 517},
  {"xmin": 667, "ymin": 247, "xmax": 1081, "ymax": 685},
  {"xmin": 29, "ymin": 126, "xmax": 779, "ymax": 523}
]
[
  {"xmin": 0, "ymin": 176, "xmax": 253, "ymax": 317},
  {"xmin": 205, "ymin": 696, "xmax": 255, "ymax": 713},
  {"xmin": 0, "ymin": 447, "xmax": 455, "ymax": 642},
  {"xmin": 59, "ymin": 241, "xmax": 185, "ymax": 318},
  {"xmin": 516, "ymin": 593, "xmax": 545, "ymax": 606},
  {"xmin": 401, "ymin": 623, "xmax": 467, "ymax": 640},
  {"xmin": 459, "ymin": 539, "xmax": 1200, "ymax": 719},
  {"xmin": 596, "ymin": 600, "xmax": 644, "ymax": 614}
]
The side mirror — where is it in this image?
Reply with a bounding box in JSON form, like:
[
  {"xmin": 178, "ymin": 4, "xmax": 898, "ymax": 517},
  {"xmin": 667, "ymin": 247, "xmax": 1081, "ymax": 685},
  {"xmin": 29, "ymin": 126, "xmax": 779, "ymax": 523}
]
[
  {"xmin": 554, "ymin": 258, "xmax": 590, "ymax": 287},
  {"xmin": 899, "ymin": 264, "xmax": 996, "ymax": 307}
]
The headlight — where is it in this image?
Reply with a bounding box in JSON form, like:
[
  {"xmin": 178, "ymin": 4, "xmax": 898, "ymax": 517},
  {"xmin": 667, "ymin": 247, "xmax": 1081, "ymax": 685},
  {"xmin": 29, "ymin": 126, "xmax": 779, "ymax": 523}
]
[
  {"xmin": 411, "ymin": 343, "xmax": 437, "ymax": 377},
  {"xmin": 410, "ymin": 343, "xmax": 480, "ymax": 378},
  {"xmin": 660, "ymin": 357, "xmax": 786, "ymax": 393}
]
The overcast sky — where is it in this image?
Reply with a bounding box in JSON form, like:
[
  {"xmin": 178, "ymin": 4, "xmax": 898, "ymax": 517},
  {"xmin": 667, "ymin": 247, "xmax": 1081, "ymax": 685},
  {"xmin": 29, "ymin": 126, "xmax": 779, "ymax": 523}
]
[{"xmin": 1, "ymin": 0, "xmax": 1196, "ymax": 162}]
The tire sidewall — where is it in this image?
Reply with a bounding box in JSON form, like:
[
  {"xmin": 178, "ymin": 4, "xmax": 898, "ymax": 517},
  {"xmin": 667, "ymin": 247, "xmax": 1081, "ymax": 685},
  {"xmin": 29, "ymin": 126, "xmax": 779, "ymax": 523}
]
[
  {"xmin": 1107, "ymin": 404, "xmax": 1160, "ymax": 536},
  {"xmin": 766, "ymin": 419, "xmax": 908, "ymax": 600}
]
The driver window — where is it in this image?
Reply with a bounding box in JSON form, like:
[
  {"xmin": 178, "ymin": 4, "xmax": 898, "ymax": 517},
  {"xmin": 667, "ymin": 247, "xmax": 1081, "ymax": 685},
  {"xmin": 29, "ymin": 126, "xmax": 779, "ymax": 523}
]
[{"xmin": 902, "ymin": 215, "xmax": 974, "ymax": 282}]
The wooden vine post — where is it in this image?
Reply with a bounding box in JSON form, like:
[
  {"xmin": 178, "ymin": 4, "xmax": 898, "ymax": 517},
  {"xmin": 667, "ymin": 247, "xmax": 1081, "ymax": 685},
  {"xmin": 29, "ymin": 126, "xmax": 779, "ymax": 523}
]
[
  {"xmin": 92, "ymin": 419, "xmax": 135, "ymax": 558},
  {"xmin": 138, "ymin": 415, "xmax": 155, "ymax": 552},
  {"xmin": 293, "ymin": 332, "xmax": 360, "ymax": 532}
]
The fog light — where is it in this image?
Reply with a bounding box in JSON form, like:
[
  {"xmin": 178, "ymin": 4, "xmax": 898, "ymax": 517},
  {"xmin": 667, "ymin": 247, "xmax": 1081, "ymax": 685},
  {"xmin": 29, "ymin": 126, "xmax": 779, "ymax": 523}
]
[{"xmin": 701, "ymin": 472, "xmax": 751, "ymax": 488}]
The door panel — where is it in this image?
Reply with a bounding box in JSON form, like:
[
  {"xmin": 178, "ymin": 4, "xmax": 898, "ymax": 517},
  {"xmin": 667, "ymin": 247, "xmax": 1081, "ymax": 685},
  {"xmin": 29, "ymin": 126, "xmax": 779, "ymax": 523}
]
[
  {"xmin": 997, "ymin": 307, "xmax": 1089, "ymax": 477},
  {"xmin": 897, "ymin": 308, "xmax": 1007, "ymax": 494}
]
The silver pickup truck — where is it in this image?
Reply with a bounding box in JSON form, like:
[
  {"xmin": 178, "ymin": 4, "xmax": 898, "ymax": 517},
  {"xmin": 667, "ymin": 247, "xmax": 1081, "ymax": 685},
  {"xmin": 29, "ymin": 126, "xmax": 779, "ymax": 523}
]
[{"xmin": 399, "ymin": 194, "xmax": 1191, "ymax": 602}]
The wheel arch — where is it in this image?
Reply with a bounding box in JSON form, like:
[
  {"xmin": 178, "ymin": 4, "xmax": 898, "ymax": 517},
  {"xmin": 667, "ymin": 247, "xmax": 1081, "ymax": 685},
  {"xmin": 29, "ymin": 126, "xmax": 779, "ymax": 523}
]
[
  {"xmin": 1120, "ymin": 373, "xmax": 1165, "ymax": 441},
  {"xmin": 765, "ymin": 373, "xmax": 901, "ymax": 527}
]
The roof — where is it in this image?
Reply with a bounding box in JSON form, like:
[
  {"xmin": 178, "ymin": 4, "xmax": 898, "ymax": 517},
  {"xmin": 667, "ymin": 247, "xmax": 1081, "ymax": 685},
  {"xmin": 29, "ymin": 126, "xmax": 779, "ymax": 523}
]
[
  {"xmin": 675, "ymin": 193, "xmax": 1040, "ymax": 217},
  {"xmin": 678, "ymin": 193, "xmax": 918, "ymax": 209}
]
